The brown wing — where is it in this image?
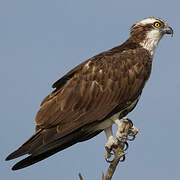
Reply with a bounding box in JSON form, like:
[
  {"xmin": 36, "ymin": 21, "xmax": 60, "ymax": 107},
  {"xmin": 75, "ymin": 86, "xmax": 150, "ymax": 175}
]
[{"xmin": 35, "ymin": 48, "xmax": 152, "ymax": 142}]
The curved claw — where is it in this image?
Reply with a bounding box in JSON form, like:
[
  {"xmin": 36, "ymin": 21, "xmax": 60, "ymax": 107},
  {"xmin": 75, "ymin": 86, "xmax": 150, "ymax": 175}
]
[
  {"xmin": 123, "ymin": 141, "xmax": 129, "ymax": 151},
  {"xmin": 105, "ymin": 146, "xmax": 113, "ymax": 154},
  {"xmin": 127, "ymin": 119, "xmax": 133, "ymax": 128},
  {"xmin": 127, "ymin": 135, "xmax": 136, "ymax": 141},
  {"xmin": 116, "ymin": 136, "xmax": 127, "ymax": 143},
  {"xmin": 119, "ymin": 154, "xmax": 126, "ymax": 162},
  {"xmin": 105, "ymin": 157, "xmax": 115, "ymax": 163},
  {"xmin": 105, "ymin": 151, "xmax": 115, "ymax": 163},
  {"xmin": 128, "ymin": 131, "xmax": 137, "ymax": 137},
  {"xmin": 122, "ymin": 117, "xmax": 133, "ymax": 127},
  {"xmin": 116, "ymin": 137, "xmax": 121, "ymax": 142},
  {"xmin": 115, "ymin": 138, "xmax": 128, "ymax": 151}
]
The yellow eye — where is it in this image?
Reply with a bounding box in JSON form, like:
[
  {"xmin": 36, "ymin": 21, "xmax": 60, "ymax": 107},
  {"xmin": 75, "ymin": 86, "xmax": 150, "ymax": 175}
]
[{"xmin": 154, "ymin": 22, "xmax": 161, "ymax": 28}]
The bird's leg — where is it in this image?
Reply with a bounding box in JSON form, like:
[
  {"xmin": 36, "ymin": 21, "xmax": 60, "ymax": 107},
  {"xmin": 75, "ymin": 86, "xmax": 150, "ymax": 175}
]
[
  {"xmin": 104, "ymin": 126, "xmax": 118, "ymax": 151},
  {"xmin": 104, "ymin": 126, "xmax": 118, "ymax": 162},
  {"xmin": 104, "ymin": 117, "xmax": 138, "ymax": 164},
  {"xmin": 113, "ymin": 117, "xmax": 139, "ymax": 142}
]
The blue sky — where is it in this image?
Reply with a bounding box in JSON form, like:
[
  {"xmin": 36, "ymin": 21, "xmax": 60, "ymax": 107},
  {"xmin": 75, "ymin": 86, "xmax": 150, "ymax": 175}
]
[{"xmin": 1, "ymin": 0, "xmax": 180, "ymax": 179}]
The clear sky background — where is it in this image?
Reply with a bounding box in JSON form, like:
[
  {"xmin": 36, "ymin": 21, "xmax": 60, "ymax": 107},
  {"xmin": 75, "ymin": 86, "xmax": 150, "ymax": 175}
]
[{"xmin": 1, "ymin": 0, "xmax": 179, "ymax": 179}]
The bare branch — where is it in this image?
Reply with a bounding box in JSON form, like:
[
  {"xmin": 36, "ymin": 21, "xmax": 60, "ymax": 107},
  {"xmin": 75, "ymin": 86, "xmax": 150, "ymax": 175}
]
[
  {"xmin": 102, "ymin": 172, "xmax": 105, "ymax": 180},
  {"xmin": 78, "ymin": 173, "xmax": 83, "ymax": 180}
]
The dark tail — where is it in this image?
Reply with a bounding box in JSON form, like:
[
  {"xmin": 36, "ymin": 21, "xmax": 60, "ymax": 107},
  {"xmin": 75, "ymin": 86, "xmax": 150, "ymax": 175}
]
[
  {"xmin": 6, "ymin": 128, "xmax": 102, "ymax": 170},
  {"xmin": 6, "ymin": 129, "xmax": 42, "ymax": 161}
]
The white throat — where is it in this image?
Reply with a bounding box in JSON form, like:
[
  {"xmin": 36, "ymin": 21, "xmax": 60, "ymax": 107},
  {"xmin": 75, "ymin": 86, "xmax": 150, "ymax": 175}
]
[{"xmin": 140, "ymin": 30, "xmax": 162, "ymax": 55}]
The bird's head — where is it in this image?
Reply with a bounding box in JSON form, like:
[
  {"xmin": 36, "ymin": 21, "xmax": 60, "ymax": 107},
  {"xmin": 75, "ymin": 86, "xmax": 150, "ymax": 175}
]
[{"xmin": 130, "ymin": 17, "xmax": 173, "ymax": 55}]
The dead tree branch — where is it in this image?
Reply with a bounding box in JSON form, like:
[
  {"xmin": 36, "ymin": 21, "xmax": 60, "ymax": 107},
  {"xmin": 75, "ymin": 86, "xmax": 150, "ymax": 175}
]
[{"xmin": 78, "ymin": 173, "xmax": 83, "ymax": 180}]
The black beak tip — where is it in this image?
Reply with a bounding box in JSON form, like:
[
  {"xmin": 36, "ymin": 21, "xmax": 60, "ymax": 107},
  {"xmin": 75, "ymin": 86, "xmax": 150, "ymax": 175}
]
[{"xmin": 166, "ymin": 26, "xmax": 174, "ymax": 37}]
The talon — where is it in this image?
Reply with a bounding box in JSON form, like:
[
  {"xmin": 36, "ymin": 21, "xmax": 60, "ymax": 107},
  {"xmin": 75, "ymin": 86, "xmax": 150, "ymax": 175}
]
[
  {"xmin": 105, "ymin": 151, "xmax": 115, "ymax": 163},
  {"xmin": 128, "ymin": 130, "xmax": 137, "ymax": 137},
  {"xmin": 122, "ymin": 117, "xmax": 133, "ymax": 127},
  {"xmin": 105, "ymin": 140, "xmax": 119, "ymax": 154},
  {"xmin": 112, "ymin": 143, "xmax": 119, "ymax": 150},
  {"xmin": 128, "ymin": 126, "xmax": 139, "ymax": 137},
  {"xmin": 127, "ymin": 135, "xmax": 136, "ymax": 141},
  {"xmin": 116, "ymin": 137, "xmax": 121, "ymax": 142},
  {"xmin": 127, "ymin": 119, "xmax": 133, "ymax": 127},
  {"xmin": 129, "ymin": 120, "xmax": 133, "ymax": 127},
  {"xmin": 115, "ymin": 138, "xmax": 128, "ymax": 151},
  {"xmin": 119, "ymin": 154, "xmax": 126, "ymax": 162},
  {"xmin": 116, "ymin": 136, "xmax": 127, "ymax": 143},
  {"xmin": 105, "ymin": 146, "xmax": 112, "ymax": 154},
  {"xmin": 105, "ymin": 145, "xmax": 114, "ymax": 163},
  {"xmin": 105, "ymin": 157, "xmax": 114, "ymax": 163},
  {"xmin": 119, "ymin": 136, "xmax": 128, "ymax": 142},
  {"xmin": 123, "ymin": 142, "xmax": 129, "ymax": 151}
]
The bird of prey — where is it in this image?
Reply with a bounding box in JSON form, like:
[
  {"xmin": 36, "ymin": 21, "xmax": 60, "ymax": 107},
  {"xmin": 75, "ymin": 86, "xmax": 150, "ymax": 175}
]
[{"xmin": 6, "ymin": 17, "xmax": 173, "ymax": 170}]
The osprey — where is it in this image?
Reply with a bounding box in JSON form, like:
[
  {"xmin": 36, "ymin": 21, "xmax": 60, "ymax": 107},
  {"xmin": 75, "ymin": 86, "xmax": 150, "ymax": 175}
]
[{"xmin": 6, "ymin": 17, "xmax": 173, "ymax": 170}]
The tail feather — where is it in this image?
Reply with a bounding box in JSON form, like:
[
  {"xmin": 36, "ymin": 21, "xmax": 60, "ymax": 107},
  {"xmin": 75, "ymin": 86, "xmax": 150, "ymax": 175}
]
[
  {"xmin": 12, "ymin": 143, "xmax": 68, "ymax": 170},
  {"xmin": 11, "ymin": 130, "xmax": 85, "ymax": 170},
  {"xmin": 6, "ymin": 148, "xmax": 28, "ymax": 161},
  {"xmin": 7, "ymin": 128, "xmax": 102, "ymax": 170},
  {"xmin": 6, "ymin": 130, "xmax": 42, "ymax": 161}
]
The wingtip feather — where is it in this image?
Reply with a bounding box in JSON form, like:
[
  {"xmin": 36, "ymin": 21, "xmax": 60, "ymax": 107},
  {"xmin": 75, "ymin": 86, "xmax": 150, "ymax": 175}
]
[
  {"xmin": 6, "ymin": 148, "xmax": 28, "ymax": 161},
  {"xmin": 6, "ymin": 151, "xmax": 18, "ymax": 161}
]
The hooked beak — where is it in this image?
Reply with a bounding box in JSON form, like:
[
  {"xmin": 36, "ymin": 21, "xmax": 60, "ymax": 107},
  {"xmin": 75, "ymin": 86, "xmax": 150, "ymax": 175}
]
[{"xmin": 162, "ymin": 26, "xmax": 174, "ymax": 36}]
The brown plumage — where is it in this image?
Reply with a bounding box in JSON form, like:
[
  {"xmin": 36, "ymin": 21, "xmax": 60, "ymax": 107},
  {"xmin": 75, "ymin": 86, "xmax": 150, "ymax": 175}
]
[{"xmin": 6, "ymin": 17, "xmax": 173, "ymax": 170}]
